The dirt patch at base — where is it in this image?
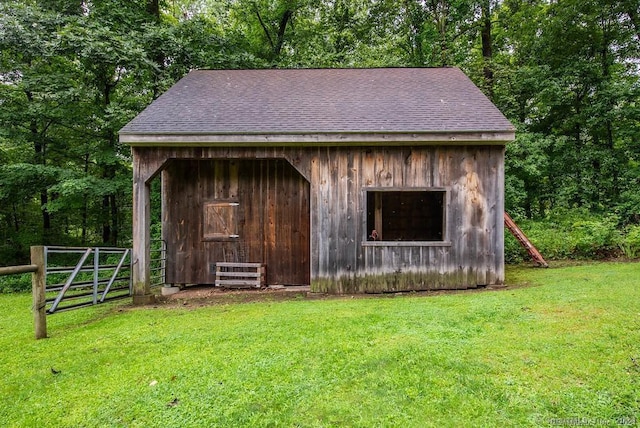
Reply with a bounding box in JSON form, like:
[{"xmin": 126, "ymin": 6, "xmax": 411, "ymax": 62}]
[
  {"xmin": 154, "ymin": 285, "xmax": 312, "ymax": 307},
  {"xmin": 146, "ymin": 282, "xmax": 526, "ymax": 309}
]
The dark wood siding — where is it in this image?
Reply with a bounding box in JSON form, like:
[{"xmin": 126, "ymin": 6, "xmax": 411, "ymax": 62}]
[
  {"xmin": 135, "ymin": 144, "xmax": 503, "ymax": 293},
  {"xmin": 163, "ymin": 159, "xmax": 310, "ymax": 286}
]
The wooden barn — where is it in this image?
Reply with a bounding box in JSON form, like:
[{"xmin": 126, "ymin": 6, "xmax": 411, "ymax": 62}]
[{"xmin": 119, "ymin": 67, "xmax": 515, "ymax": 299}]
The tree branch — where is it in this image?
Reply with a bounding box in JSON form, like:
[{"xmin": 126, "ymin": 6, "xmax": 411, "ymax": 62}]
[
  {"xmin": 274, "ymin": 9, "xmax": 293, "ymax": 57},
  {"xmin": 253, "ymin": 4, "xmax": 275, "ymax": 52}
]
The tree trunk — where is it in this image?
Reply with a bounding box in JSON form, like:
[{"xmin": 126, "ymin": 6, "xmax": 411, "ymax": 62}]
[
  {"xmin": 12, "ymin": 203, "xmax": 20, "ymax": 232},
  {"xmin": 481, "ymin": 1, "xmax": 494, "ymax": 99},
  {"xmin": 146, "ymin": 0, "xmax": 165, "ymax": 99},
  {"xmin": 82, "ymin": 153, "xmax": 89, "ymax": 244},
  {"xmin": 426, "ymin": 0, "xmax": 450, "ymax": 66},
  {"xmin": 97, "ymin": 68, "xmax": 120, "ymax": 246},
  {"xmin": 110, "ymin": 194, "xmax": 118, "ymax": 246},
  {"xmin": 147, "ymin": 0, "xmax": 160, "ymax": 21},
  {"xmin": 26, "ymin": 91, "xmax": 52, "ymax": 238},
  {"xmin": 254, "ymin": 5, "xmax": 294, "ymax": 61},
  {"xmin": 405, "ymin": 0, "xmax": 425, "ymax": 65},
  {"xmin": 102, "ymin": 194, "xmax": 111, "ymax": 244},
  {"xmin": 274, "ymin": 9, "xmax": 293, "ymax": 57}
]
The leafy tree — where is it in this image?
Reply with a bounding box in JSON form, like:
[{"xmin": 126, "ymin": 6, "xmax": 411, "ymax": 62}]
[
  {"xmin": 0, "ymin": 4, "xmax": 76, "ymax": 247},
  {"xmin": 1, "ymin": 0, "xmax": 639, "ymax": 265},
  {"xmin": 0, "ymin": 1, "xmax": 156, "ymax": 261},
  {"xmin": 495, "ymin": 0, "xmax": 639, "ymax": 223}
]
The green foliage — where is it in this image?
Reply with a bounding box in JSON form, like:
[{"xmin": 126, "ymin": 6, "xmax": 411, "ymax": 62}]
[
  {"xmin": 1, "ymin": 0, "xmax": 639, "ymax": 264},
  {"xmin": 0, "ymin": 273, "xmax": 31, "ymax": 293},
  {"xmin": 505, "ymin": 209, "xmax": 627, "ymax": 263},
  {"xmin": 504, "ymin": 130, "xmax": 554, "ymax": 218},
  {"xmin": 0, "ymin": 0, "xmax": 157, "ymax": 262},
  {"xmin": 0, "ymin": 163, "xmax": 62, "ymax": 202},
  {"xmin": 504, "ymin": 230, "xmax": 525, "ymax": 264},
  {"xmin": 619, "ymin": 225, "xmax": 640, "ymax": 259},
  {"xmin": 571, "ymin": 217, "xmax": 621, "ymax": 258},
  {"xmin": 496, "ymin": 0, "xmax": 640, "ymax": 224}
]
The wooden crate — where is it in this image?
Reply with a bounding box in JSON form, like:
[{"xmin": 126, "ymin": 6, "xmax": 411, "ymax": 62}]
[{"xmin": 215, "ymin": 262, "xmax": 265, "ymax": 288}]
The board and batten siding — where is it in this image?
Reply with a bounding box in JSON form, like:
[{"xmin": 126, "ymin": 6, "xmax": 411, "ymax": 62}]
[
  {"xmin": 162, "ymin": 158, "xmax": 310, "ymax": 286},
  {"xmin": 308, "ymin": 145, "xmax": 504, "ymax": 293},
  {"xmin": 132, "ymin": 144, "xmax": 503, "ymax": 293}
]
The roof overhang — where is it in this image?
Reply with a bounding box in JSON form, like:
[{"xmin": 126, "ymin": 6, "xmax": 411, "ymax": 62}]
[{"xmin": 120, "ymin": 130, "xmax": 515, "ymax": 147}]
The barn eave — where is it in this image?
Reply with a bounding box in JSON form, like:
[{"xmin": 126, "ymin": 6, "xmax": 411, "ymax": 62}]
[{"xmin": 119, "ymin": 130, "xmax": 515, "ymax": 147}]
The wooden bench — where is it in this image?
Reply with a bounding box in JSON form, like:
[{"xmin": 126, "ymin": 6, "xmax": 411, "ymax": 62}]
[{"xmin": 215, "ymin": 262, "xmax": 266, "ymax": 288}]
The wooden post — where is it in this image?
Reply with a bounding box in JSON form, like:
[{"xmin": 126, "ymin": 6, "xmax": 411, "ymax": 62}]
[
  {"xmin": 374, "ymin": 192, "xmax": 383, "ymax": 239},
  {"xmin": 131, "ymin": 148, "xmax": 159, "ymax": 304},
  {"xmin": 30, "ymin": 246, "xmax": 47, "ymax": 339}
]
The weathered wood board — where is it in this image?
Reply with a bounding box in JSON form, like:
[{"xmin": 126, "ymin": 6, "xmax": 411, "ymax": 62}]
[
  {"xmin": 162, "ymin": 158, "xmax": 310, "ymax": 286},
  {"xmin": 133, "ymin": 144, "xmax": 504, "ymax": 293}
]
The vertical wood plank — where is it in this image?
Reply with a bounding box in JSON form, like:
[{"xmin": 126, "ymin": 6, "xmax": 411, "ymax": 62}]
[
  {"xmin": 155, "ymin": 144, "xmax": 504, "ymax": 292},
  {"xmin": 161, "ymin": 169, "xmax": 172, "ymax": 284},
  {"xmin": 265, "ymin": 160, "xmax": 277, "ymax": 282},
  {"xmin": 374, "ymin": 193, "xmax": 383, "ymax": 239},
  {"xmin": 491, "ymin": 146, "xmax": 505, "ymax": 284},
  {"xmin": 229, "ymin": 160, "xmax": 239, "ymax": 199},
  {"xmin": 361, "ymin": 149, "xmax": 375, "ymax": 187},
  {"xmin": 335, "ymin": 148, "xmax": 347, "ymax": 273},
  {"xmin": 309, "ymin": 149, "xmax": 320, "ymax": 281},
  {"xmin": 317, "ymin": 148, "xmax": 331, "ymax": 277},
  {"xmin": 476, "ymin": 148, "xmax": 489, "ymax": 286},
  {"xmin": 347, "ymin": 149, "xmax": 361, "ymax": 273}
]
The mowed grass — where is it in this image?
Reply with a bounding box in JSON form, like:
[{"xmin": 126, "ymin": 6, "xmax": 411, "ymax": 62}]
[{"xmin": 1, "ymin": 263, "xmax": 639, "ymax": 427}]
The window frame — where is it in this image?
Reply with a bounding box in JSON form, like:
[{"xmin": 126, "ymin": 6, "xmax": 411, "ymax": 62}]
[
  {"xmin": 202, "ymin": 200, "xmax": 240, "ymax": 241},
  {"xmin": 361, "ymin": 187, "xmax": 451, "ymax": 247}
]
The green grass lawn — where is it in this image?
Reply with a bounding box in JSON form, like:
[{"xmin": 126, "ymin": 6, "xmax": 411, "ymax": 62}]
[{"xmin": 1, "ymin": 262, "xmax": 639, "ymax": 427}]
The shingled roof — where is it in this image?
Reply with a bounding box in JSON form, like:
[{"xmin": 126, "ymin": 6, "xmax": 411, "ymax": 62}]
[{"xmin": 120, "ymin": 68, "xmax": 514, "ymax": 146}]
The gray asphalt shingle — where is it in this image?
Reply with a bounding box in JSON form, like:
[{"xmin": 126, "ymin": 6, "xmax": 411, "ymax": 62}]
[{"xmin": 119, "ymin": 68, "xmax": 514, "ymax": 136}]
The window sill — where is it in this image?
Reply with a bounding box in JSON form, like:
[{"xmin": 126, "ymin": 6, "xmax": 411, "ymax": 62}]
[{"xmin": 361, "ymin": 241, "xmax": 451, "ymax": 247}]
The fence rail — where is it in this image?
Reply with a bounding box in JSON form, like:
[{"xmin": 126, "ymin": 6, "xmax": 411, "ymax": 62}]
[
  {"xmin": 44, "ymin": 246, "xmax": 132, "ymax": 314},
  {"xmin": 0, "ymin": 246, "xmax": 134, "ymax": 339},
  {"xmin": 1, "ymin": 243, "xmax": 168, "ymax": 339},
  {"xmin": 0, "ymin": 264, "xmax": 38, "ymax": 275}
]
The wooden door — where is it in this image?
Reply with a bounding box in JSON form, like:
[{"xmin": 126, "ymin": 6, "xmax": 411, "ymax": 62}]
[
  {"xmin": 261, "ymin": 160, "xmax": 310, "ymax": 285},
  {"xmin": 164, "ymin": 159, "xmax": 310, "ymax": 286}
]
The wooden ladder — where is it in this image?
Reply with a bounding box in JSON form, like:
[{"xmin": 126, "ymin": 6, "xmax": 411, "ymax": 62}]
[
  {"xmin": 504, "ymin": 212, "xmax": 549, "ymax": 267},
  {"xmin": 215, "ymin": 262, "xmax": 266, "ymax": 288}
]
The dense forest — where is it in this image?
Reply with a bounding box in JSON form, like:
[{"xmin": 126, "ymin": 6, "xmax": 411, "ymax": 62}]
[{"xmin": 1, "ymin": 0, "xmax": 639, "ymax": 265}]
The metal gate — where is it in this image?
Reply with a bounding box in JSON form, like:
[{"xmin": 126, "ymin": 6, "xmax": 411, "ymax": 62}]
[
  {"xmin": 150, "ymin": 239, "xmax": 167, "ymax": 288},
  {"xmin": 44, "ymin": 246, "xmax": 132, "ymax": 314}
]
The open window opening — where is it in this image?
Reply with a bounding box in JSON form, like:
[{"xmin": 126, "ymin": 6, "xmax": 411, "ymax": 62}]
[{"xmin": 366, "ymin": 190, "xmax": 445, "ymax": 241}]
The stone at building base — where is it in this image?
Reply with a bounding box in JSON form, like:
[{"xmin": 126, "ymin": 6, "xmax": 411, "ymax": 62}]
[{"xmin": 161, "ymin": 286, "xmax": 181, "ymax": 296}]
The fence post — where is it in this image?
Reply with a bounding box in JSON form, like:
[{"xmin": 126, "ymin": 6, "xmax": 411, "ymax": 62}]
[
  {"xmin": 30, "ymin": 246, "xmax": 47, "ymax": 339},
  {"xmin": 93, "ymin": 247, "xmax": 99, "ymax": 305}
]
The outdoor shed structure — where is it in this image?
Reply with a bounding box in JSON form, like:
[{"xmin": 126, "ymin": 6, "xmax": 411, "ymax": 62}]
[{"xmin": 119, "ymin": 67, "xmax": 515, "ymax": 299}]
